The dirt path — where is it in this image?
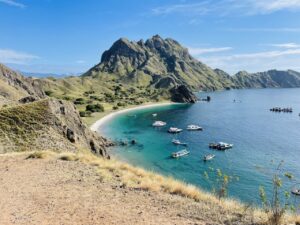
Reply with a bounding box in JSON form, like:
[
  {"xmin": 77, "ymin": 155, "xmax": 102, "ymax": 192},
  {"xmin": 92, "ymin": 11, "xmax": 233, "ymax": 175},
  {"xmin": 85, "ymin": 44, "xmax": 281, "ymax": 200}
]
[{"xmin": 0, "ymin": 154, "xmax": 209, "ymax": 225}]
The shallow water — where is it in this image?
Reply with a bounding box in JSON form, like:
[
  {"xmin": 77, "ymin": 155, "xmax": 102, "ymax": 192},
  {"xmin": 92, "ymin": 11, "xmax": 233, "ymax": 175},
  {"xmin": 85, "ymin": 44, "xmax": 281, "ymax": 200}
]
[{"xmin": 98, "ymin": 88, "xmax": 300, "ymax": 205}]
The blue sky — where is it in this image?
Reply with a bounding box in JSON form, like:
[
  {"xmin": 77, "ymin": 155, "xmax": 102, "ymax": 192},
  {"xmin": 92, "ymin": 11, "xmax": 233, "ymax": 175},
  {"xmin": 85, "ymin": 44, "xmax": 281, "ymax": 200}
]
[{"xmin": 1, "ymin": 0, "xmax": 300, "ymax": 75}]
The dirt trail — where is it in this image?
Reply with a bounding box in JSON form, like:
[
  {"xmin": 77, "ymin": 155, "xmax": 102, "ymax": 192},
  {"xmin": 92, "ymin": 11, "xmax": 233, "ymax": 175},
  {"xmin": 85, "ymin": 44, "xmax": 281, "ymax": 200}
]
[{"xmin": 0, "ymin": 154, "xmax": 208, "ymax": 225}]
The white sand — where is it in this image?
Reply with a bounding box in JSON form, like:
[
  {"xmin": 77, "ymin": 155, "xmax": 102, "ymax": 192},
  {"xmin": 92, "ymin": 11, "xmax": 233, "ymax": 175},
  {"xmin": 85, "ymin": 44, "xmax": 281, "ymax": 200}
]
[{"xmin": 90, "ymin": 102, "xmax": 179, "ymax": 131}]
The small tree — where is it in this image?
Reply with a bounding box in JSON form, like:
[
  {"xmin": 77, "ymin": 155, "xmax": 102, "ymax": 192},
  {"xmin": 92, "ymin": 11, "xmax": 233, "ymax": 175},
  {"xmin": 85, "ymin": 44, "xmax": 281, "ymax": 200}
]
[
  {"xmin": 258, "ymin": 161, "xmax": 296, "ymax": 225},
  {"xmin": 203, "ymin": 168, "xmax": 237, "ymax": 199}
]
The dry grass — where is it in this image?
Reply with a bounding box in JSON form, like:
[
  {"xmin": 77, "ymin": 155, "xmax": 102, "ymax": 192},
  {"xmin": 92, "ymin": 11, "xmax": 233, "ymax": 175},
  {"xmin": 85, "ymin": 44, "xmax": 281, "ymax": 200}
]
[
  {"xmin": 26, "ymin": 151, "xmax": 56, "ymax": 159},
  {"xmin": 23, "ymin": 150, "xmax": 300, "ymax": 225}
]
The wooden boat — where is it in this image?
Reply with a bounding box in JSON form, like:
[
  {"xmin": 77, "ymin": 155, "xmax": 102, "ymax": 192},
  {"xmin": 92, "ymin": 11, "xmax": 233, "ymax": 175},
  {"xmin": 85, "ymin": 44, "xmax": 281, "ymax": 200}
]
[{"xmin": 172, "ymin": 149, "xmax": 190, "ymax": 158}]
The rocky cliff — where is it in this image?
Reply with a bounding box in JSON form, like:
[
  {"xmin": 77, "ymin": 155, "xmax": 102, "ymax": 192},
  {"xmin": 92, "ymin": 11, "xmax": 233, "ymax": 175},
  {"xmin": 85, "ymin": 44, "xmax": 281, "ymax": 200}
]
[
  {"xmin": 0, "ymin": 64, "xmax": 45, "ymax": 106},
  {"xmin": 0, "ymin": 98, "xmax": 110, "ymax": 157}
]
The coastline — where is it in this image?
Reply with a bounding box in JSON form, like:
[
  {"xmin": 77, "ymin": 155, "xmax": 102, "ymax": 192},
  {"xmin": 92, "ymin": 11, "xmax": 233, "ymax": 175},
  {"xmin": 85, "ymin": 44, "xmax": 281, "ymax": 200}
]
[{"xmin": 90, "ymin": 102, "xmax": 181, "ymax": 132}]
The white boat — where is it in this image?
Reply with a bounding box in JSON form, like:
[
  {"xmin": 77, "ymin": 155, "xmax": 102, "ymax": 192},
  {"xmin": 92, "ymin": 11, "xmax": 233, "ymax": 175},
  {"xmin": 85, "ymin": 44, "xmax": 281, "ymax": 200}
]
[
  {"xmin": 152, "ymin": 113, "xmax": 157, "ymax": 117},
  {"xmin": 172, "ymin": 139, "xmax": 187, "ymax": 146},
  {"xmin": 168, "ymin": 127, "xmax": 183, "ymax": 133},
  {"xmin": 152, "ymin": 121, "xmax": 166, "ymax": 127},
  {"xmin": 172, "ymin": 149, "xmax": 190, "ymax": 158},
  {"xmin": 187, "ymin": 125, "xmax": 203, "ymax": 131},
  {"xmin": 203, "ymin": 154, "xmax": 215, "ymax": 161},
  {"xmin": 291, "ymin": 188, "xmax": 300, "ymax": 196},
  {"xmin": 209, "ymin": 142, "xmax": 233, "ymax": 149}
]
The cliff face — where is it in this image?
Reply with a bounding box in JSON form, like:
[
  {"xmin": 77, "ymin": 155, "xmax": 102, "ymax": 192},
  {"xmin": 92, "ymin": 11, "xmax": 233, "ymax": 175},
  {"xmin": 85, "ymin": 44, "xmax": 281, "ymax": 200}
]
[
  {"xmin": 0, "ymin": 99, "xmax": 110, "ymax": 157},
  {"xmin": 0, "ymin": 64, "xmax": 45, "ymax": 106}
]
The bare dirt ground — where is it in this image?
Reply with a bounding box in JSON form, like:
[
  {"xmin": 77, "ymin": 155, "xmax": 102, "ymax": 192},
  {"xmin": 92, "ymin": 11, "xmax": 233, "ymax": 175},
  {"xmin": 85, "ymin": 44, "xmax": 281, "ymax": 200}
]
[{"xmin": 0, "ymin": 153, "xmax": 213, "ymax": 225}]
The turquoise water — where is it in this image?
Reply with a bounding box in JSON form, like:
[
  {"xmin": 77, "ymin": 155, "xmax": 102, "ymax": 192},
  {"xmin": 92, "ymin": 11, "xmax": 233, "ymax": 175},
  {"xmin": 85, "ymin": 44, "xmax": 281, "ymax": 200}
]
[{"xmin": 98, "ymin": 88, "xmax": 300, "ymax": 205}]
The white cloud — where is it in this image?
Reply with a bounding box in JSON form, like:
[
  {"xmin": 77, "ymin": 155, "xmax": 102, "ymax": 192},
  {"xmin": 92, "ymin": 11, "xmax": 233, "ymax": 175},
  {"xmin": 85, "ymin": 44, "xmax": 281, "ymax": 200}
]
[
  {"xmin": 224, "ymin": 27, "xmax": 300, "ymax": 32},
  {"xmin": 0, "ymin": 0, "xmax": 25, "ymax": 8},
  {"xmin": 270, "ymin": 43, "xmax": 300, "ymax": 48},
  {"xmin": 255, "ymin": 0, "xmax": 300, "ymax": 12},
  {"xmin": 152, "ymin": 0, "xmax": 300, "ymax": 17},
  {"xmin": 199, "ymin": 48, "xmax": 300, "ymax": 73},
  {"xmin": 188, "ymin": 47, "xmax": 232, "ymax": 55},
  {"xmin": 0, "ymin": 49, "xmax": 39, "ymax": 64}
]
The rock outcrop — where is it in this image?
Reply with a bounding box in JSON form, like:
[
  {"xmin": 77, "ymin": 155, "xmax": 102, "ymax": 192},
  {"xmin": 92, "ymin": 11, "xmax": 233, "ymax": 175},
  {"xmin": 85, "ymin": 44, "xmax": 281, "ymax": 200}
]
[
  {"xmin": 0, "ymin": 64, "xmax": 45, "ymax": 106},
  {"xmin": 0, "ymin": 99, "xmax": 110, "ymax": 157},
  {"xmin": 170, "ymin": 85, "xmax": 197, "ymax": 103}
]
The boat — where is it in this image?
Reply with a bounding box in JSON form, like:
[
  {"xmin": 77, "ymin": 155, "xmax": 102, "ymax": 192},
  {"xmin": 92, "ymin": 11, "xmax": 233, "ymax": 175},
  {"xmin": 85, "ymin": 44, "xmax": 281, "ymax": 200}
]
[
  {"xmin": 291, "ymin": 188, "xmax": 300, "ymax": 196},
  {"xmin": 209, "ymin": 142, "xmax": 233, "ymax": 150},
  {"xmin": 152, "ymin": 121, "xmax": 166, "ymax": 127},
  {"xmin": 168, "ymin": 127, "xmax": 183, "ymax": 133},
  {"xmin": 152, "ymin": 113, "xmax": 157, "ymax": 117},
  {"xmin": 187, "ymin": 125, "xmax": 203, "ymax": 131},
  {"xmin": 172, "ymin": 139, "xmax": 187, "ymax": 146},
  {"xmin": 171, "ymin": 149, "xmax": 190, "ymax": 158},
  {"xmin": 203, "ymin": 154, "xmax": 215, "ymax": 161}
]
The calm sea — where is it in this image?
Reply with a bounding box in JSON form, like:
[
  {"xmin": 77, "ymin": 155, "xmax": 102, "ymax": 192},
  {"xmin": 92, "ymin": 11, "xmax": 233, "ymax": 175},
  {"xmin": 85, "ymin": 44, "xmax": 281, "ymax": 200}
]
[{"xmin": 98, "ymin": 88, "xmax": 300, "ymax": 205}]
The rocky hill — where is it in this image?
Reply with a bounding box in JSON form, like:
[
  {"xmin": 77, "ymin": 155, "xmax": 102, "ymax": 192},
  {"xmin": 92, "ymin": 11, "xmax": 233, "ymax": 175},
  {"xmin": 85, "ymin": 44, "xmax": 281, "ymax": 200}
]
[
  {"xmin": 0, "ymin": 65, "xmax": 110, "ymax": 157},
  {"xmin": 83, "ymin": 35, "xmax": 236, "ymax": 100},
  {"xmin": 0, "ymin": 98, "xmax": 110, "ymax": 156},
  {"xmin": 0, "ymin": 64, "xmax": 45, "ymax": 106},
  {"xmin": 232, "ymin": 70, "xmax": 300, "ymax": 88}
]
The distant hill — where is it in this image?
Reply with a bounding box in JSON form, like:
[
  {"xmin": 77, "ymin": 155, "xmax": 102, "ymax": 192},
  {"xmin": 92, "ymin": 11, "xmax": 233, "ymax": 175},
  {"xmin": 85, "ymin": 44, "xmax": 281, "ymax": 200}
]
[
  {"xmin": 232, "ymin": 70, "xmax": 300, "ymax": 88},
  {"xmin": 22, "ymin": 71, "xmax": 81, "ymax": 79}
]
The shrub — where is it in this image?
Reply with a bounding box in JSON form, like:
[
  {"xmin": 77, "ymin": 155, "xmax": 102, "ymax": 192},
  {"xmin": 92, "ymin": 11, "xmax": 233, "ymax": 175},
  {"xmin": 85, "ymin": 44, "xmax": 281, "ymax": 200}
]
[
  {"xmin": 113, "ymin": 106, "xmax": 119, "ymax": 110},
  {"xmin": 117, "ymin": 102, "xmax": 126, "ymax": 107},
  {"xmin": 45, "ymin": 90, "xmax": 53, "ymax": 96},
  {"xmin": 79, "ymin": 111, "xmax": 91, "ymax": 117},
  {"xmin": 63, "ymin": 96, "xmax": 71, "ymax": 101},
  {"xmin": 86, "ymin": 104, "xmax": 104, "ymax": 112},
  {"xmin": 73, "ymin": 98, "xmax": 85, "ymax": 105}
]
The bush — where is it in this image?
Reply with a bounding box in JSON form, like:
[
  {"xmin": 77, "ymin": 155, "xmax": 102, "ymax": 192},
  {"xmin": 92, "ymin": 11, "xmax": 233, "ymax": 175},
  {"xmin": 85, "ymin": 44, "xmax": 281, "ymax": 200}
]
[
  {"xmin": 79, "ymin": 111, "xmax": 92, "ymax": 117},
  {"xmin": 113, "ymin": 106, "xmax": 119, "ymax": 110},
  {"xmin": 86, "ymin": 104, "xmax": 104, "ymax": 112},
  {"xmin": 117, "ymin": 102, "xmax": 126, "ymax": 107},
  {"xmin": 63, "ymin": 96, "xmax": 71, "ymax": 101},
  {"xmin": 45, "ymin": 90, "xmax": 53, "ymax": 96},
  {"xmin": 73, "ymin": 98, "xmax": 85, "ymax": 105}
]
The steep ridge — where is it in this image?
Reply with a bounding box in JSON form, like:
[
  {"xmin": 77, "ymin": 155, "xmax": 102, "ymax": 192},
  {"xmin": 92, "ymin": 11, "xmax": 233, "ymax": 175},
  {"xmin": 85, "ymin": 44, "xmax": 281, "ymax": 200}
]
[
  {"xmin": 0, "ymin": 64, "xmax": 45, "ymax": 106},
  {"xmin": 82, "ymin": 35, "xmax": 237, "ymax": 102},
  {"xmin": 0, "ymin": 99, "xmax": 110, "ymax": 156},
  {"xmin": 232, "ymin": 70, "xmax": 300, "ymax": 88}
]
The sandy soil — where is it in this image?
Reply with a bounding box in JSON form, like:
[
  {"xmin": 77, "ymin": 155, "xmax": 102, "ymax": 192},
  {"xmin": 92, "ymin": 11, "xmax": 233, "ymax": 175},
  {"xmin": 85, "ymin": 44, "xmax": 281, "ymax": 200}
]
[
  {"xmin": 90, "ymin": 102, "xmax": 179, "ymax": 132},
  {"xmin": 0, "ymin": 153, "xmax": 210, "ymax": 225}
]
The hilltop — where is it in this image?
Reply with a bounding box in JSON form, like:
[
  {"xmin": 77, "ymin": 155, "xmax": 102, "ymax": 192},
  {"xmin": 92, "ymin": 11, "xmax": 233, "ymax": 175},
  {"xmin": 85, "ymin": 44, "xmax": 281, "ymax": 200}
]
[{"xmin": 0, "ymin": 64, "xmax": 45, "ymax": 107}]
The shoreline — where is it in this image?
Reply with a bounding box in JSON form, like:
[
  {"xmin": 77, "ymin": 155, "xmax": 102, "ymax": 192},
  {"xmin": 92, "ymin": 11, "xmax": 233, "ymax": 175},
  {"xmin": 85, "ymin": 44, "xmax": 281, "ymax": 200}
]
[{"xmin": 90, "ymin": 102, "xmax": 181, "ymax": 132}]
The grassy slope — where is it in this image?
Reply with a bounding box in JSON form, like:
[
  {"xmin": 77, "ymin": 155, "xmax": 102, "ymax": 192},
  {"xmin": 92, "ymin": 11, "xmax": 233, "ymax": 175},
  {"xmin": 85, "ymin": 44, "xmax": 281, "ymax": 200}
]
[
  {"xmin": 0, "ymin": 100, "xmax": 51, "ymax": 151},
  {"xmin": 39, "ymin": 75, "xmax": 171, "ymax": 126},
  {"xmin": 16, "ymin": 150, "xmax": 300, "ymax": 225}
]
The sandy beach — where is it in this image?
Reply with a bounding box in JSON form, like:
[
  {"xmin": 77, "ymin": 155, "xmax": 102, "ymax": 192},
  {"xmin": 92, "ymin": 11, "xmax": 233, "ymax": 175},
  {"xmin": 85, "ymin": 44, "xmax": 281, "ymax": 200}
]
[{"xmin": 90, "ymin": 102, "xmax": 180, "ymax": 132}]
